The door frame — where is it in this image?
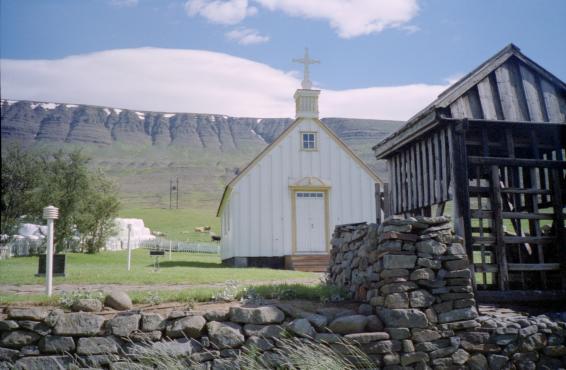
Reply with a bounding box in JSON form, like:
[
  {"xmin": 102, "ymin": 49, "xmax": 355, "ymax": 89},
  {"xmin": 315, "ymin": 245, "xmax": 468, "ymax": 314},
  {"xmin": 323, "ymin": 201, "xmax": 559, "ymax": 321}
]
[{"xmin": 290, "ymin": 184, "xmax": 330, "ymax": 255}]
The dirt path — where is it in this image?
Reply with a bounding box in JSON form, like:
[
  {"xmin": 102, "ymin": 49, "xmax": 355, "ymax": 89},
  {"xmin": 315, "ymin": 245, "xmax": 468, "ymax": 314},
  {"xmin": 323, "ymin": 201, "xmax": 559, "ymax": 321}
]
[{"xmin": 0, "ymin": 275, "xmax": 323, "ymax": 296}]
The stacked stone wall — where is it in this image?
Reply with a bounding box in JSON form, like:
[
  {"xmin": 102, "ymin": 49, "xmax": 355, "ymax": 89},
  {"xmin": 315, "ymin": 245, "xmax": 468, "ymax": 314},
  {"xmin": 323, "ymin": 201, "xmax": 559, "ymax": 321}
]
[{"xmin": 328, "ymin": 216, "xmax": 566, "ymax": 369}]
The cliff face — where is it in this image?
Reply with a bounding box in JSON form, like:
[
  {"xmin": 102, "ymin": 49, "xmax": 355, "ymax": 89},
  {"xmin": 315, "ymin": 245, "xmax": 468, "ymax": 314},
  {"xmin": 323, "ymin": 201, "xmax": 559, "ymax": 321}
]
[{"xmin": 1, "ymin": 99, "xmax": 403, "ymax": 208}]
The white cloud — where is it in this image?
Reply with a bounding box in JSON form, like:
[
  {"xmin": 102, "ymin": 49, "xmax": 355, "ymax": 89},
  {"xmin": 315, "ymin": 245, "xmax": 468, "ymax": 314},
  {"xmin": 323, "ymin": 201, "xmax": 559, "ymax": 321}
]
[
  {"xmin": 255, "ymin": 0, "xmax": 419, "ymax": 38},
  {"xmin": 185, "ymin": 0, "xmax": 256, "ymax": 25},
  {"xmin": 0, "ymin": 48, "xmax": 448, "ymax": 120},
  {"xmin": 110, "ymin": 0, "xmax": 139, "ymax": 7},
  {"xmin": 185, "ymin": 0, "xmax": 419, "ymax": 38},
  {"xmin": 226, "ymin": 28, "xmax": 270, "ymax": 45}
]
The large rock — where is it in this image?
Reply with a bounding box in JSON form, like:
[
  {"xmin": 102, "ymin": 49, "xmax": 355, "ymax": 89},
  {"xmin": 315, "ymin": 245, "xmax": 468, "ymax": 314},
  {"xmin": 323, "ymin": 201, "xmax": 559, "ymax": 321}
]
[
  {"xmin": 409, "ymin": 290, "xmax": 435, "ymax": 308},
  {"xmin": 72, "ymin": 298, "xmax": 103, "ymax": 312},
  {"xmin": 245, "ymin": 336, "xmax": 274, "ymax": 351},
  {"xmin": 0, "ymin": 330, "xmax": 41, "ymax": 348},
  {"xmin": 286, "ymin": 318, "xmax": 316, "ymax": 338},
  {"xmin": 204, "ymin": 309, "xmax": 230, "ymax": 322},
  {"xmin": 148, "ymin": 338, "xmax": 201, "ymax": 357},
  {"xmin": 53, "ymin": 312, "xmax": 105, "ymax": 336},
  {"xmin": 416, "ymin": 239, "xmax": 447, "ymax": 255},
  {"xmin": 38, "ymin": 336, "xmax": 75, "ymax": 354},
  {"xmin": 166, "ymin": 315, "xmax": 206, "ymax": 338},
  {"xmin": 438, "ymin": 307, "xmax": 478, "ymax": 324},
  {"xmin": 328, "ymin": 315, "xmax": 369, "ymax": 334},
  {"xmin": 243, "ymin": 324, "xmax": 285, "ymax": 338},
  {"xmin": 377, "ymin": 309, "xmax": 429, "ymax": 328},
  {"xmin": 77, "ymin": 337, "xmax": 119, "ymax": 355},
  {"xmin": 14, "ymin": 355, "xmax": 74, "ymax": 370},
  {"xmin": 105, "ymin": 290, "xmax": 133, "ymax": 311},
  {"xmin": 7, "ymin": 308, "xmax": 49, "ymax": 321},
  {"xmin": 229, "ymin": 306, "xmax": 285, "ymax": 324},
  {"xmin": 207, "ymin": 321, "xmax": 245, "ymax": 349},
  {"xmin": 0, "ymin": 320, "xmax": 19, "ymax": 331},
  {"xmin": 141, "ymin": 313, "xmax": 165, "ymax": 332},
  {"xmin": 0, "ymin": 347, "xmax": 20, "ymax": 362},
  {"xmin": 107, "ymin": 314, "xmax": 140, "ymax": 337},
  {"xmin": 382, "ymin": 255, "xmax": 417, "ymax": 269}
]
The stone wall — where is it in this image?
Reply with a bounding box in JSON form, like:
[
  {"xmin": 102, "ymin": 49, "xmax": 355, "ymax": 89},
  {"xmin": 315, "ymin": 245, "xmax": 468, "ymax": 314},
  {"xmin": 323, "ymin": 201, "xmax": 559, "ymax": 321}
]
[
  {"xmin": 1, "ymin": 217, "xmax": 565, "ymax": 370},
  {"xmin": 328, "ymin": 216, "xmax": 566, "ymax": 369}
]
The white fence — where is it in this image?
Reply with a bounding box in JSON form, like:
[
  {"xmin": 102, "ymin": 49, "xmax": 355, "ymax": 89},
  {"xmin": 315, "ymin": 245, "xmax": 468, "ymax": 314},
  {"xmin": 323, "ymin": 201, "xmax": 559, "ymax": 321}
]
[
  {"xmin": 139, "ymin": 238, "xmax": 220, "ymax": 254},
  {"xmin": 0, "ymin": 239, "xmax": 46, "ymax": 260},
  {"xmin": 0, "ymin": 237, "xmax": 219, "ymax": 260}
]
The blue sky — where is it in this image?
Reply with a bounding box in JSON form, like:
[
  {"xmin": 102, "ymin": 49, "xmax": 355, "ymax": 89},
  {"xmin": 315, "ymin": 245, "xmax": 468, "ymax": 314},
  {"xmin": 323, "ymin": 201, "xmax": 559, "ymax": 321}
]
[{"xmin": 1, "ymin": 0, "xmax": 565, "ymax": 119}]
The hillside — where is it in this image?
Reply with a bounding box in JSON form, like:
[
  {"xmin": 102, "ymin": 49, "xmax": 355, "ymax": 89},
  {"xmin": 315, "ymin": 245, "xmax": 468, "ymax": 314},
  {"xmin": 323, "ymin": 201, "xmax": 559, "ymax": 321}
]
[{"xmin": 1, "ymin": 99, "xmax": 403, "ymax": 209}]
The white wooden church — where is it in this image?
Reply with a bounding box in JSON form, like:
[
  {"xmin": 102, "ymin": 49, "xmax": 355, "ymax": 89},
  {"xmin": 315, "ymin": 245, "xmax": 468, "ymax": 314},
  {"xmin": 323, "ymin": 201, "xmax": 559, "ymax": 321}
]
[{"xmin": 217, "ymin": 50, "xmax": 382, "ymax": 271}]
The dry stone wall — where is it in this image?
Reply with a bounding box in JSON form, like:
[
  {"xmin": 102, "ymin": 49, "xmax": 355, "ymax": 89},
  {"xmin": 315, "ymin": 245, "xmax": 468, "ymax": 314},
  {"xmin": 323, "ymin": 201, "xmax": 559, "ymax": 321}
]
[{"xmin": 328, "ymin": 216, "xmax": 566, "ymax": 369}]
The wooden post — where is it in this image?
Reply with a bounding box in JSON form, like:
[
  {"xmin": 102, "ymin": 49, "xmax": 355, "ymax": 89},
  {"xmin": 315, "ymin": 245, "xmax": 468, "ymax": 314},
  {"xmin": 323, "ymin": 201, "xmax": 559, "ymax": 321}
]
[
  {"xmin": 450, "ymin": 120, "xmax": 473, "ymax": 261},
  {"xmin": 551, "ymin": 169, "xmax": 566, "ymax": 290},
  {"xmin": 383, "ymin": 183, "xmax": 391, "ymax": 218},
  {"xmin": 375, "ymin": 183, "xmax": 382, "ymax": 224},
  {"xmin": 491, "ymin": 165, "xmax": 509, "ymax": 291}
]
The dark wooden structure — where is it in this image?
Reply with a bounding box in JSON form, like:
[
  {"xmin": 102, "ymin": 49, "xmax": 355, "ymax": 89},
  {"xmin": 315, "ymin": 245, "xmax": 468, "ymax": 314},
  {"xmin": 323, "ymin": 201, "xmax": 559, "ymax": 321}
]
[{"xmin": 373, "ymin": 44, "xmax": 566, "ymax": 301}]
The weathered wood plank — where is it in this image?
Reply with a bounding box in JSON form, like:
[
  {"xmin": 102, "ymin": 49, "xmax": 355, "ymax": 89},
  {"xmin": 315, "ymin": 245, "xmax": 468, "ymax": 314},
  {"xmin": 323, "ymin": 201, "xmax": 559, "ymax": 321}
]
[
  {"xmin": 495, "ymin": 63, "xmax": 526, "ymax": 121},
  {"xmin": 384, "ymin": 182, "xmax": 391, "ymax": 218},
  {"xmin": 477, "ymin": 76, "xmax": 499, "ymax": 120},
  {"xmin": 550, "ymin": 167, "xmax": 566, "ymax": 289},
  {"xmin": 411, "ymin": 144, "xmax": 417, "ymax": 210},
  {"xmin": 416, "ymin": 143, "xmax": 422, "ymax": 209},
  {"xmin": 434, "ymin": 131, "xmax": 442, "ymax": 202},
  {"xmin": 413, "ymin": 144, "xmax": 420, "ymax": 210},
  {"xmin": 490, "ymin": 165, "xmax": 508, "ymax": 291},
  {"xmin": 421, "ymin": 140, "xmax": 429, "ymax": 207},
  {"xmin": 519, "ymin": 64, "xmax": 546, "ymax": 122},
  {"xmin": 467, "ymin": 88, "xmax": 485, "ymax": 119},
  {"xmin": 540, "ymin": 78, "xmax": 565, "ymax": 122},
  {"xmin": 450, "ymin": 96, "xmax": 472, "ymax": 118},
  {"xmin": 427, "ymin": 136, "xmax": 435, "ymax": 204},
  {"xmin": 440, "ymin": 128, "xmax": 448, "ymax": 201}
]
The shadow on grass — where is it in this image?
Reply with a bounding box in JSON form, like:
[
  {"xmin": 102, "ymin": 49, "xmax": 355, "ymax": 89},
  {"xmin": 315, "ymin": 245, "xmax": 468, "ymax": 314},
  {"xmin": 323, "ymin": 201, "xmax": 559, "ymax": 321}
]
[{"xmin": 145, "ymin": 260, "xmax": 226, "ymax": 268}]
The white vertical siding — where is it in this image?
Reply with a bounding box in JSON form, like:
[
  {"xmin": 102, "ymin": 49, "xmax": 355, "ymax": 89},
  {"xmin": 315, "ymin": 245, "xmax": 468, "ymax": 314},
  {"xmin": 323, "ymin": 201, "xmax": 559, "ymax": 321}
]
[{"xmin": 220, "ymin": 118, "xmax": 379, "ymax": 259}]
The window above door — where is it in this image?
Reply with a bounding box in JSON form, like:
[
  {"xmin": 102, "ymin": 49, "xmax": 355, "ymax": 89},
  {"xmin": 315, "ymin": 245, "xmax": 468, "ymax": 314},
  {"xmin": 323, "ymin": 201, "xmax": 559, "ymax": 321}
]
[{"xmin": 301, "ymin": 131, "xmax": 317, "ymax": 151}]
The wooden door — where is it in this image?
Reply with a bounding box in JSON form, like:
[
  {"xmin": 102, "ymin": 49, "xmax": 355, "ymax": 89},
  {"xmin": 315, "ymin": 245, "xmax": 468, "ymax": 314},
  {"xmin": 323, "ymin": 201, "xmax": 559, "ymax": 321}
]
[{"xmin": 295, "ymin": 192, "xmax": 326, "ymax": 254}]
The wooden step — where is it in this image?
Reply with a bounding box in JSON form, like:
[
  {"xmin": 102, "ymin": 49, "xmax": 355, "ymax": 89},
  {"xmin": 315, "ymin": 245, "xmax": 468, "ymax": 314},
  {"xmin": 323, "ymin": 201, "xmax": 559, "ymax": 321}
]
[{"xmin": 285, "ymin": 255, "xmax": 330, "ymax": 272}]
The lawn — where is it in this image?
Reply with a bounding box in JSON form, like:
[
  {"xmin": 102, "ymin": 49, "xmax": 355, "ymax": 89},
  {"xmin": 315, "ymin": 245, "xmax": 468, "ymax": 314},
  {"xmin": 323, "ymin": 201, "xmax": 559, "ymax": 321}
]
[
  {"xmin": 0, "ymin": 249, "xmax": 315, "ymax": 286},
  {"xmin": 118, "ymin": 207, "xmax": 220, "ymax": 242}
]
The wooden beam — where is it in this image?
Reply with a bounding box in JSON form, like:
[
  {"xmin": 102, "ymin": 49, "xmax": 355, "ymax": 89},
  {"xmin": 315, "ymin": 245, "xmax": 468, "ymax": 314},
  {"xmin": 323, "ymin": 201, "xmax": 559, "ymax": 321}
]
[
  {"xmin": 476, "ymin": 290, "xmax": 566, "ymax": 303},
  {"xmin": 507, "ymin": 263, "xmax": 561, "ymax": 271},
  {"xmin": 468, "ymin": 156, "xmax": 566, "ymax": 169}
]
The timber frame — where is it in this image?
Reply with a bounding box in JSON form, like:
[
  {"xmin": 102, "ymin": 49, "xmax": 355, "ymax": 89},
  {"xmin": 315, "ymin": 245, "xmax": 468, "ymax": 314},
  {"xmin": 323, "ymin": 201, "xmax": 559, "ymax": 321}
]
[{"xmin": 373, "ymin": 44, "xmax": 566, "ymax": 302}]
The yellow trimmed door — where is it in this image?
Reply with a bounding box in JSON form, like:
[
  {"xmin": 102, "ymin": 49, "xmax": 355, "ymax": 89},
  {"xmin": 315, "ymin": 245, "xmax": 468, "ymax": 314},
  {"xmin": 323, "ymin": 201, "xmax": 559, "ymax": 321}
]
[{"xmin": 295, "ymin": 191, "xmax": 326, "ymax": 254}]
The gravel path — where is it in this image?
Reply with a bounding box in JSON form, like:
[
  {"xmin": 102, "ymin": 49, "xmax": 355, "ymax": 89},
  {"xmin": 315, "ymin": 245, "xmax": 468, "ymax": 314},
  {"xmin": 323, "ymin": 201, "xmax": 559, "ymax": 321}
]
[{"xmin": 0, "ymin": 275, "xmax": 323, "ymax": 296}]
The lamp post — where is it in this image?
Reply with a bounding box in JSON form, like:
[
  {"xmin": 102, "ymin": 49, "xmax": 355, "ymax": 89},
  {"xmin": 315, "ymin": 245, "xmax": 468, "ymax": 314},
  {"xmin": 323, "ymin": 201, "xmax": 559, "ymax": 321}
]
[
  {"xmin": 43, "ymin": 205, "xmax": 59, "ymax": 297},
  {"xmin": 127, "ymin": 224, "xmax": 132, "ymax": 271}
]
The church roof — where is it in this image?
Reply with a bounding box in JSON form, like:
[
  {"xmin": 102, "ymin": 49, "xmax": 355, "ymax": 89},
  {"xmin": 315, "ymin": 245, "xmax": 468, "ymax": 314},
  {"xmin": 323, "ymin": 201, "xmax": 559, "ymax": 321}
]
[
  {"xmin": 373, "ymin": 43, "xmax": 566, "ymax": 158},
  {"xmin": 216, "ymin": 116, "xmax": 383, "ymax": 216}
]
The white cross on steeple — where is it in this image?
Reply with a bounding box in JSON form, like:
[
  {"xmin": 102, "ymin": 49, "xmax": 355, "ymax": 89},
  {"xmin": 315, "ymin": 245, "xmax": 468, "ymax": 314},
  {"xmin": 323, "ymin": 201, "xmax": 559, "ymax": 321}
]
[{"xmin": 293, "ymin": 48, "xmax": 320, "ymax": 90}]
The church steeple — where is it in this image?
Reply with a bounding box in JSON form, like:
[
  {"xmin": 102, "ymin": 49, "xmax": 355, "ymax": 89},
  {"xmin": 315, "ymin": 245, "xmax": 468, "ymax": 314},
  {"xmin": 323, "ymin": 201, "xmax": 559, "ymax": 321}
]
[{"xmin": 293, "ymin": 48, "xmax": 320, "ymax": 119}]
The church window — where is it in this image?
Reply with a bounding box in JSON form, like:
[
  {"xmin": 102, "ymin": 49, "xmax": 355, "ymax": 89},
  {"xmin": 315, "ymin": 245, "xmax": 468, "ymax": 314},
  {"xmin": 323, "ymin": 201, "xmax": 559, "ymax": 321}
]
[{"xmin": 301, "ymin": 132, "xmax": 317, "ymax": 150}]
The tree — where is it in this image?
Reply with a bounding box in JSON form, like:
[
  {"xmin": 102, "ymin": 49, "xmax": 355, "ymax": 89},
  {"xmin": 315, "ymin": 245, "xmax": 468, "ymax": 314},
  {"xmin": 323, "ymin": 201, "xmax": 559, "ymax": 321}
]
[
  {"xmin": 1, "ymin": 145, "xmax": 44, "ymax": 235},
  {"xmin": 1, "ymin": 145, "xmax": 120, "ymax": 253},
  {"xmin": 76, "ymin": 171, "xmax": 120, "ymax": 253}
]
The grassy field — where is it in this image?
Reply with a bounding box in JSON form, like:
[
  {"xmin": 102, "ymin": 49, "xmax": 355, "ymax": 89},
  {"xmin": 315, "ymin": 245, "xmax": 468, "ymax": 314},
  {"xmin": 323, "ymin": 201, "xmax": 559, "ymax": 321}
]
[
  {"xmin": 118, "ymin": 207, "xmax": 220, "ymax": 242},
  {"xmin": 0, "ymin": 249, "xmax": 314, "ymax": 286}
]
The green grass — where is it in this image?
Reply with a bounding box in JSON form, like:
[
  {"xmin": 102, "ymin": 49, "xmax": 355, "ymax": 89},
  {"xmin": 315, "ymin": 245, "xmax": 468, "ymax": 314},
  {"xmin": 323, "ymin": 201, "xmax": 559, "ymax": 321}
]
[
  {"xmin": 0, "ymin": 283, "xmax": 341, "ymax": 306},
  {"xmin": 118, "ymin": 207, "xmax": 220, "ymax": 242},
  {"xmin": 0, "ymin": 249, "xmax": 314, "ymax": 286}
]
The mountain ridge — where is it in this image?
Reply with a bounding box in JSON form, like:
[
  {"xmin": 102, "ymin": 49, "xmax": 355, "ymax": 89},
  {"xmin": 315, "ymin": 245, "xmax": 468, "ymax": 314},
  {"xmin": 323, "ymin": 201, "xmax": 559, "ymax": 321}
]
[{"xmin": 1, "ymin": 99, "xmax": 404, "ymax": 209}]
